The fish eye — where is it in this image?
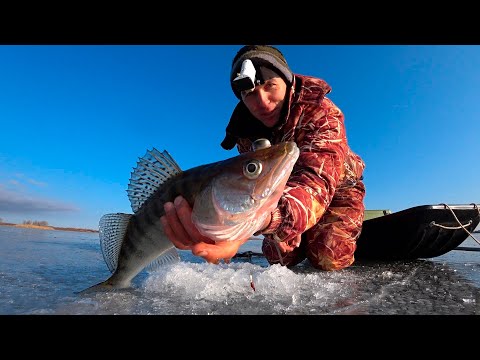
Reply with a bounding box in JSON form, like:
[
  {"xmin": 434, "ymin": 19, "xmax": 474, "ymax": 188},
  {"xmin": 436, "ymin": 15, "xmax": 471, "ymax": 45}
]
[{"xmin": 243, "ymin": 160, "xmax": 262, "ymax": 179}]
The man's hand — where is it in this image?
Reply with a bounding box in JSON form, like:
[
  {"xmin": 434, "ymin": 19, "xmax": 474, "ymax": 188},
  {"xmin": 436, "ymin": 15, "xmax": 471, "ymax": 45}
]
[{"xmin": 160, "ymin": 196, "xmax": 250, "ymax": 264}]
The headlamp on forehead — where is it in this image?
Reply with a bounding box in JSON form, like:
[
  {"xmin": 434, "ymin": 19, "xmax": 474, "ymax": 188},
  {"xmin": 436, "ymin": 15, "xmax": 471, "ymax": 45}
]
[{"xmin": 232, "ymin": 59, "xmax": 256, "ymax": 94}]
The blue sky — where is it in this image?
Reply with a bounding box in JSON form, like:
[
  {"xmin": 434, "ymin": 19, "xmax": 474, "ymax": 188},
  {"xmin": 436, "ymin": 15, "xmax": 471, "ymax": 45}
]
[{"xmin": 0, "ymin": 45, "xmax": 479, "ymax": 230}]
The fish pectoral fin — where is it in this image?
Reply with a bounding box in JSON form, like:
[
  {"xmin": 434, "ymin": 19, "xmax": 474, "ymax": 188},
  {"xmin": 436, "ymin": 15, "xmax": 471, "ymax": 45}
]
[
  {"xmin": 145, "ymin": 247, "xmax": 181, "ymax": 272},
  {"xmin": 99, "ymin": 213, "xmax": 132, "ymax": 273}
]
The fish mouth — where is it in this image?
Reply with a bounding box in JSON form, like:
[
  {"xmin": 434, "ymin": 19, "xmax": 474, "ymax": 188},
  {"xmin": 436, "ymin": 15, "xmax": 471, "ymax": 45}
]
[{"xmin": 193, "ymin": 142, "xmax": 300, "ymax": 242}]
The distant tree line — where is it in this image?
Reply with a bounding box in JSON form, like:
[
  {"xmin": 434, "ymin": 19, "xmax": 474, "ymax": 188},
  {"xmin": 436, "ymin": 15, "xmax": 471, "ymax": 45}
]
[{"xmin": 22, "ymin": 220, "xmax": 49, "ymax": 226}]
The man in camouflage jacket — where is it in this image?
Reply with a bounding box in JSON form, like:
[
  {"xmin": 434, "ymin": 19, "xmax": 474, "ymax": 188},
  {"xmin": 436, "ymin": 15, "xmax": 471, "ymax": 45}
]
[{"xmin": 162, "ymin": 45, "xmax": 366, "ymax": 271}]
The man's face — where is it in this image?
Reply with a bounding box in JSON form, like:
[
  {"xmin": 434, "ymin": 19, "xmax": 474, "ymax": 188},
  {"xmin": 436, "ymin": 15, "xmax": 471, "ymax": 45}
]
[{"xmin": 241, "ymin": 76, "xmax": 287, "ymax": 128}]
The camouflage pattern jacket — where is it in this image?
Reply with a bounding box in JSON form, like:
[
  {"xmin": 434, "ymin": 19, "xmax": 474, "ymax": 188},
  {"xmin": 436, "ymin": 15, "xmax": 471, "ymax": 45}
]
[{"xmin": 221, "ymin": 74, "xmax": 365, "ymax": 244}]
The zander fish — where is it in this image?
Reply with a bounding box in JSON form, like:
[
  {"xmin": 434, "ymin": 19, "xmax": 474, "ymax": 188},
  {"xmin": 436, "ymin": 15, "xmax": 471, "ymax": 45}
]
[{"xmin": 80, "ymin": 139, "xmax": 299, "ymax": 292}]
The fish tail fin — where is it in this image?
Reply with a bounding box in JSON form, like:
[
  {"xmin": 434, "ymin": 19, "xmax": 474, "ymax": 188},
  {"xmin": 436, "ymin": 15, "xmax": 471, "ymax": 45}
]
[
  {"xmin": 76, "ymin": 280, "xmax": 114, "ymax": 295},
  {"xmin": 99, "ymin": 213, "xmax": 133, "ymax": 273},
  {"xmin": 77, "ymin": 213, "xmax": 133, "ymax": 294},
  {"xmin": 76, "ymin": 276, "xmax": 131, "ymax": 295}
]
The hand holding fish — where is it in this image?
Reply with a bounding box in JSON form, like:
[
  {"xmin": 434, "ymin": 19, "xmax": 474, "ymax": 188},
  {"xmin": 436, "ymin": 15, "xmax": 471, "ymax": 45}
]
[
  {"xmin": 161, "ymin": 195, "xmax": 271, "ymax": 264},
  {"xmin": 161, "ymin": 196, "xmax": 215, "ymax": 250}
]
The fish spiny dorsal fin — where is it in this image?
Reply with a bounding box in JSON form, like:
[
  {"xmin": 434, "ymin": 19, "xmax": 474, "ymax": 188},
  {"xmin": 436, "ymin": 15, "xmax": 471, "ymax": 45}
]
[
  {"xmin": 99, "ymin": 213, "xmax": 132, "ymax": 273},
  {"xmin": 127, "ymin": 148, "xmax": 182, "ymax": 213},
  {"xmin": 144, "ymin": 247, "xmax": 181, "ymax": 272}
]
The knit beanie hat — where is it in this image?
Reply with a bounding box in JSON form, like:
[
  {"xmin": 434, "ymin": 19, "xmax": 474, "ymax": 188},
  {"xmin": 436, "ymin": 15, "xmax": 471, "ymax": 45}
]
[{"xmin": 230, "ymin": 45, "xmax": 293, "ymax": 99}]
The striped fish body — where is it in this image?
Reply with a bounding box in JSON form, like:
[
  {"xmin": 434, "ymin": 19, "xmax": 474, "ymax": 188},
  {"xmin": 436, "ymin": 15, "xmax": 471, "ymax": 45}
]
[{"xmin": 81, "ymin": 140, "xmax": 299, "ymax": 292}]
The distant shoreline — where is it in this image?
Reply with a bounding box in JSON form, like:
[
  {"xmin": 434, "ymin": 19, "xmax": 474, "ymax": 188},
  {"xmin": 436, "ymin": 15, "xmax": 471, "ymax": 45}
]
[{"xmin": 0, "ymin": 223, "xmax": 98, "ymax": 233}]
